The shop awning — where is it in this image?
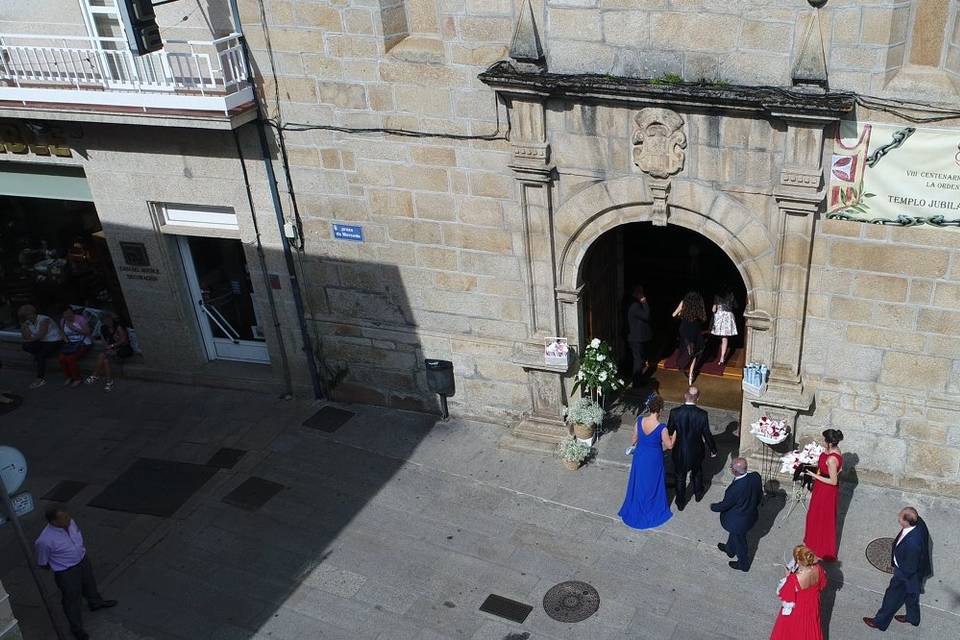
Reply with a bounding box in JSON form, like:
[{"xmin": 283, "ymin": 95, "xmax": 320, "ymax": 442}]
[{"xmin": 0, "ymin": 162, "xmax": 93, "ymax": 202}]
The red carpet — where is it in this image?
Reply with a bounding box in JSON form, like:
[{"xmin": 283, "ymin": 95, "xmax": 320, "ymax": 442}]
[{"xmin": 659, "ymin": 348, "xmax": 737, "ymax": 378}]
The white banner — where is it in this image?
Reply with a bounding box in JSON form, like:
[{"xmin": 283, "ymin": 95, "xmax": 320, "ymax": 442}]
[{"xmin": 827, "ymin": 121, "xmax": 960, "ymax": 229}]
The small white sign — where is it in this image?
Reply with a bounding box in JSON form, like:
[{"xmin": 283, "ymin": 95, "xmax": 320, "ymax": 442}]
[{"xmin": 0, "ymin": 492, "xmax": 35, "ymax": 525}]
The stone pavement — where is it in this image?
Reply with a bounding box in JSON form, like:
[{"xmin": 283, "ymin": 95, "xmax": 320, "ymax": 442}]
[{"xmin": 0, "ymin": 368, "xmax": 957, "ymax": 640}]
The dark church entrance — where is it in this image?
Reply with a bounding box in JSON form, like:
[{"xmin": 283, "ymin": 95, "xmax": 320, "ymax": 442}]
[{"xmin": 579, "ymin": 223, "xmax": 747, "ymax": 410}]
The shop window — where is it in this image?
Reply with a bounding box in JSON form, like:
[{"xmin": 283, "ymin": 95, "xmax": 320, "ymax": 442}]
[
  {"xmin": 379, "ymin": 0, "xmax": 444, "ymax": 63},
  {"xmin": 0, "ymin": 195, "xmax": 131, "ymax": 336}
]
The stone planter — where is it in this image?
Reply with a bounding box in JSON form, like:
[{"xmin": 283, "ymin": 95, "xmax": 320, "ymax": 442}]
[
  {"xmin": 572, "ymin": 422, "xmax": 595, "ymax": 440},
  {"xmin": 562, "ymin": 459, "xmax": 582, "ymax": 471}
]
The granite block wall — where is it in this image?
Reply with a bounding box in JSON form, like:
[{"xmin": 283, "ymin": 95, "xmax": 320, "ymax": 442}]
[{"xmin": 803, "ymin": 219, "xmax": 960, "ymax": 495}]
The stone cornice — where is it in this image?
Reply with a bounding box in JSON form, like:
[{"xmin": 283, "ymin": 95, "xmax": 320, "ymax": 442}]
[{"xmin": 478, "ymin": 61, "xmax": 856, "ymax": 118}]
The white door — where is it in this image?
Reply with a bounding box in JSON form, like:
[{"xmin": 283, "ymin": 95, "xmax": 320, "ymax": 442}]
[
  {"xmin": 78, "ymin": 0, "xmax": 166, "ymax": 89},
  {"xmin": 177, "ymin": 236, "xmax": 270, "ymax": 364}
]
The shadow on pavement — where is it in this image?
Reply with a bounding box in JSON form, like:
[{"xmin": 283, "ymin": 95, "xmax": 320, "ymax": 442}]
[
  {"xmin": 836, "ymin": 452, "xmax": 860, "ymax": 553},
  {"xmin": 821, "ymin": 562, "xmax": 846, "ymax": 640},
  {"xmin": 0, "ymin": 235, "xmax": 448, "ymax": 639},
  {"xmin": 747, "ymin": 481, "xmax": 787, "ymax": 571}
]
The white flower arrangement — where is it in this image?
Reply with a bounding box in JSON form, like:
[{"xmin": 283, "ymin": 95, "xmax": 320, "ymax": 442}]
[
  {"xmin": 750, "ymin": 416, "xmax": 790, "ymax": 445},
  {"xmin": 558, "ymin": 436, "xmax": 593, "ymax": 463},
  {"xmin": 563, "ymin": 397, "xmax": 605, "ymax": 427},
  {"xmin": 779, "ymin": 442, "xmax": 824, "ymax": 474},
  {"xmin": 572, "ymin": 338, "xmax": 625, "ymax": 401}
]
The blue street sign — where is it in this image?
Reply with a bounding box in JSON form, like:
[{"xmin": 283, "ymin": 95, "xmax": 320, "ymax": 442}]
[{"xmin": 332, "ymin": 223, "xmax": 364, "ymax": 242}]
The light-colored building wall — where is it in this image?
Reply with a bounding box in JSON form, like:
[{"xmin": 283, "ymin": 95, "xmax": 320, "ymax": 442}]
[
  {"xmin": 0, "ymin": 121, "xmax": 308, "ymax": 395},
  {"xmin": 226, "ymin": 0, "xmax": 960, "ymax": 489},
  {"xmin": 4, "ymin": 2, "xmax": 960, "ymax": 492},
  {"xmin": 803, "ymin": 219, "xmax": 960, "ymax": 496},
  {"xmin": 0, "ymin": 0, "xmax": 227, "ymax": 39}
]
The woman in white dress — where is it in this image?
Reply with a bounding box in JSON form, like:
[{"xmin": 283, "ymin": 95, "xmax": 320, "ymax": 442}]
[{"xmin": 711, "ymin": 289, "xmax": 738, "ymax": 366}]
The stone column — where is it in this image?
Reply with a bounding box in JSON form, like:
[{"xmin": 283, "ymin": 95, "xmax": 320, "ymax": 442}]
[
  {"xmin": 501, "ymin": 94, "xmax": 570, "ymax": 451},
  {"xmin": 739, "ymin": 115, "xmax": 827, "ymax": 464},
  {"xmin": 768, "ymin": 115, "xmax": 827, "ymax": 402}
]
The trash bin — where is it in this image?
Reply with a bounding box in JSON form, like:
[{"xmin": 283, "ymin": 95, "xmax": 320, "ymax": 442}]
[{"xmin": 424, "ymin": 359, "xmax": 455, "ymax": 419}]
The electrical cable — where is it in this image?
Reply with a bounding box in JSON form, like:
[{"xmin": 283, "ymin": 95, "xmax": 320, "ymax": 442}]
[
  {"xmin": 231, "ymin": 0, "xmax": 324, "ymax": 399},
  {"xmin": 260, "ymin": 87, "xmax": 509, "ymax": 142},
  {"xmin": 232, "ymin": 128, "xmax": 294, "ymax": 398},
  {"xmin": 253, "ymin": 0, "xmax": 283, "ymax": 122},
  {"xmin": 754, "ymin": 84, "xmax": 960, "ymax": 123}
]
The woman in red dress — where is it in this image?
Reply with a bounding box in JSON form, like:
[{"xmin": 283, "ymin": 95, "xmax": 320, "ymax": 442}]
[
  {"xmin": 770, "ymin": 545, "xmax": 827, "ymax": 640},
  {"xmin": 803, "ymin": 429, "xmax": 844, "ymax": 561}
]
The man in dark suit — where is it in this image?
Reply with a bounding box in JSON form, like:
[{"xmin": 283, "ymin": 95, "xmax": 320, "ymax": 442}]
[
  {"xmin": 864, "ymin": 507, "xmax": 932, "ymax": 630},
  {"xmin": 667, "ymin": 385, "xmax": 717, "ymax": 511},
  {"xmin": 710, "ymin": 457, "xmax": 762, "ymax": 571},
  {"xmin": 627, "ymin": 285, "xmax": 652, "ymax": 386}
]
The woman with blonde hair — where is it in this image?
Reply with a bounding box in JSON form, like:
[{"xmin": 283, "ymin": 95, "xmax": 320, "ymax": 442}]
[
  {"xmin": 769, "ymin": 544, "xmax": 827, "ymax": 640},
  {"xmin": 18, "ymin": 304, "xmax": 63, "ymax": 388}
]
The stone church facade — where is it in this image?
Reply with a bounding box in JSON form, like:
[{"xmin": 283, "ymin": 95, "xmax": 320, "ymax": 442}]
[
  {"xmin": 242, "ymin": 0, "xmax": 959, "ymax": 495},
  {"xmin": 2, "ymin": 0, "xmax": 959, "ymax": 496}
]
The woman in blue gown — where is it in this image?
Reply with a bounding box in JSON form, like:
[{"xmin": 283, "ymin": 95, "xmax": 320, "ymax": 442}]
[{"xmin": 619, "ymin": 393, "xmax": 676, "ymax": 530}]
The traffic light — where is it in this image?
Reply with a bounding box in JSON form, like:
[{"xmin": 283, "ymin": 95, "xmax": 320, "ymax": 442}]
[{"xmin": 116, "ymin": 0, "xmax": 163, "ymax": 55}]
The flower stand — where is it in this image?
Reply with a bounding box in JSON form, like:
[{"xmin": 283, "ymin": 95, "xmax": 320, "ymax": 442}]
[{"xmin": 749, "ymin": 416, "xmax": 790, "ymax": 493}]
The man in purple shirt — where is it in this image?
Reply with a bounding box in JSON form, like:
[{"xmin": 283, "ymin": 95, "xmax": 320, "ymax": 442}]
[{"xmin": 35, "ymin": 507, "xmax": 116, "ymax": 640}]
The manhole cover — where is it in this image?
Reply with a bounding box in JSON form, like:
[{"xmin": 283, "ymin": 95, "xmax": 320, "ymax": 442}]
[
  {"xmin": 542, "ymin": 581, "xmax": 600, "ymax": 623},
  {"xmin": 866, "ymin": 537, "xmax": 895, "ymax": 574}
]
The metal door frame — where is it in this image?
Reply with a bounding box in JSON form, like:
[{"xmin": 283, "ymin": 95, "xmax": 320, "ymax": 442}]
[{"xmin": 176, "ymin": 235, "xmax": 270, "ymax": 364}]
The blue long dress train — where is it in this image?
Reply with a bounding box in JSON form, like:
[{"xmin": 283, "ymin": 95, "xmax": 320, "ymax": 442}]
[{"xmin": 618, "ymin": 420, "xmax": 672, "ymax": 530}]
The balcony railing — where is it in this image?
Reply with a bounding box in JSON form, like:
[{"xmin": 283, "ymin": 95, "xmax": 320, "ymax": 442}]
[{"xmin": 0, "ymin": 33, "xmax": 254, "ymax": 115}]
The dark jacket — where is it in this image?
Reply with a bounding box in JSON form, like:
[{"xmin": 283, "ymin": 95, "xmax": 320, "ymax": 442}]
[
  {"xmin": 892, "ymin": 518, "xmax": 932, "ymax": 594},
  {"xmin": 667, "ymin": 404, "xmax": 717, "ymax": 471},
  {"xmin": 627, "ymin": 300, "xmax": 652, "ymax": 342},
  {"xmin": 710, "ymin": 471, "xmax": 763, "ymax": 534}
]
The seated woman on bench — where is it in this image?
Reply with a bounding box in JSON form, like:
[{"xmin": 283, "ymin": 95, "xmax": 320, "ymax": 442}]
[{"xmin": 85, "ymin": 313, "xmax": 133, "ymax": 392}]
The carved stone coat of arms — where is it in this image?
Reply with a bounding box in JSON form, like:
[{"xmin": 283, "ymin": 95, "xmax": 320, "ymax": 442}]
[{"xmin": 631, "ymin": 108, "xmax": 687, "ymax": 179}]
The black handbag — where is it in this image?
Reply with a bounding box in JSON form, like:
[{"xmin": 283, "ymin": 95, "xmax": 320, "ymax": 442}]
[{"xmin": 793, "ymin": 463, "xmax": 817, "ymax": 490}]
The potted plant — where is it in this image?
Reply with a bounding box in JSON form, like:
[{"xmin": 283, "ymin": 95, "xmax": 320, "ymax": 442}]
[
  {"xmin": 571, "ymin": 338, "xmax": 625, "ymax": 405},
  {"xmin": 558, "ymin": 436, "xmax": 593, "ymax": 471},
  {"xmin": 564, "ymin": 396, "xmax": 605, "ymax": 441}
]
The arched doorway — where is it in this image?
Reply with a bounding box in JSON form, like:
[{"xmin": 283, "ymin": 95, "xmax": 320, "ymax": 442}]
[{"xmin": 579, "ymin": 222, "xmax": 749, "ymax": 410}]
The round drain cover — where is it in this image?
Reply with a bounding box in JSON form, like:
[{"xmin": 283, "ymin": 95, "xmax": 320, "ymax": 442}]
[
  {"xmin": 542, "ymin": 581, "xmax": 600, "ymax": 623},
  {"xmin": 865, "ymin": 537, "xmax": 895, "ymax": 574}
]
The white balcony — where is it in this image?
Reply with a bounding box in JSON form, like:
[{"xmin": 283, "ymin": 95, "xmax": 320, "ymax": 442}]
[{"xmin": 0, "ymin": 33, "xmax": 256, "ymax": 125}]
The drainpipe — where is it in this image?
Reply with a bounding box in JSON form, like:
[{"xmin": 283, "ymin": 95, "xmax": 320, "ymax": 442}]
[
  {"xmin": 227, "ymin": 0, "xmax": 324, "ymax": 399},
  {"xmin": 233, "ymin": 129, "xmax": 293, "ymax": 398}
]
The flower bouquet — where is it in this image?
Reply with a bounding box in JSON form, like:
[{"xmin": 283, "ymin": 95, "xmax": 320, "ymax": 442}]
[
  {"xmin": 779, "ymin": 442, "xmax": 825, "ymax": 475},
  {"xmin": 750, "ymin": 416, "xmax": 790, "ymax": 445},
  {"xmin": 558, "ymin": 436, "xmax": 594, "ymax": 471},
  {"xmin": 563, "ymin": 397, "xmax": 605, "ymax": 441},
  {"xmin": 571, "ymin": 338, "xmax": 625, "ymax": 403}
]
